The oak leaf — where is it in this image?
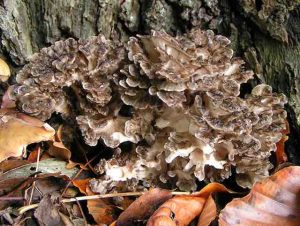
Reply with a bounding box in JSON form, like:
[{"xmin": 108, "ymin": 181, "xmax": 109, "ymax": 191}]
[
  {"xmin": 0, "ymin": 58, "xmax": 10, "ymax": 82},
  {"xmin": 48, "ymin": 125, "xmax": 71, "ymax": 161},
  {"xmin": 147, "ymin": 183, "xmax": 230, "ymax": 226},
  {"xmin": 73, "ymin": 179, "xmax": 119, "ymax": 225},
  {"xmin": 0, "ymin": 109, "xmax": 55, "ymax": 163},
  {"xmin": 116, "ymin": 188, "xmax": 172, "ymax": 226},
  {"xmin": 219, "ymin": 166, "xmax": 300, "ymax": 226}
]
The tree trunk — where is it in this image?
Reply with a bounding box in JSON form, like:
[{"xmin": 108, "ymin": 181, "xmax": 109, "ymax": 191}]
[{"xmin": 0, "ymin": 0, "xmax": 299, "ymax": 163}]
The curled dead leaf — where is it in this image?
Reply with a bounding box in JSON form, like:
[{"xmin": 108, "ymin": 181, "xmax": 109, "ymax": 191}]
[
  {"xmin": 0, "ymin": 58, "xmax": 10, "ymax": 82},
  {"xmin": 147, "ymin": 196, "xmax": 205, "ymax": 226},
  {"xmin": 116, "ymin": 188, "xmax": 172, "ymax": 226},
  {"xmin": 73, "ymin": 179, "xmax": 90, "ymax": 195},
  {"xmin": 34, "ymin": 195, "xmax": 65, "ymax": 226},
  {"xmin": 47, "ymin": 125, "xmax": 71, "ymax": 161},
  {"xmin": 27, "ymin": 146, "xmax": 41, "ymax": 163},
  {"xmin": 147, "ymin": 183, "xmax": 230, "ymax": 226},
  {"xmin": 276, "ymin": 120, "xmax": 290, "ymax": 164},
  {"xmin": 197, "ymin": 195, "xmax": 217, "ymax": 226},
  {"xmin": 0, "ymin": 109, "xmax": 55, "ymax": 163},
  {"xmin": 1, "ymin": 86, "xmax": 16, "ymax": 109},
  {"xmin": 73, "ymin": 179, "xmax": 120, "ymax": 225},
  {"xmin": 219, "ymin": 166, "xmax": 300, "ymax": 226}
]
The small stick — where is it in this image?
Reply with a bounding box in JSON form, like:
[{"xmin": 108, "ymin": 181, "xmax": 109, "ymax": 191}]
[
  {"xmin": 28, "ymin": 147, "xmax": 41, "ymax": 205},
  {"xmin": 0, "ymin": 197, "xmax": 26, "ymax": 201},
  {"xmin": 61, "ymin": 155, "xmax": 98, "ymax": 197},
  {"xmin": 75, "ymin": 200, "xmax": 87, "ymax": 225},
  {"xmin": 18, "ymin": 191, "xmax": 190, "ymax": 214}
]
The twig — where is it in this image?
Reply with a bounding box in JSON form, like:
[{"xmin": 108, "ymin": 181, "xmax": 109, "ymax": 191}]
[
  {"xmin": 0, "ymin": 197, "xmax": 26, "ymax": 201},
  {"xmin": 61, "ymin": 155, "xmax": 98, "ymax": 197},
  {"xmin": 18, "ymin": 191, "xmax": 190, "ymax": 214},
  {"xmin": 75, "ymin": 200, "xmax": 87, "ymax": 225},
  {"xmin": 27, "ymin": 147, "xmax": 41, "ymax": 205}
]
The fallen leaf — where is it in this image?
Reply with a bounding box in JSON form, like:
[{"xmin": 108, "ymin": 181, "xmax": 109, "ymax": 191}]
[
  {"xmin": 0, "ymin": 158, "xmax": 79, "ymax": 181},
  {"xmin": 73, "ymin": 179, "xmax": 90, "ymax": 194},
  {"xmin": 0, "ymin": 58, "xmax": 10, "ymax": 82},
  {"xmin": 116, "ymin": 188, "xmax": 172, "ymax": 226},
  {"xmin": 27, "ymin": 146, "xmax": 41, "ymax": 163},
  {"xmin": 34, "ymin": 195, "xmax": 65, "ymax": 226},
  {"xmin": 66, "ymin": 161, "xmax": 88, "ymax": 170},
  {"xmin": 1, "ymin": 86, "xmax": 16, "ymax": 109},
  {"xmin": 48, "ymin": 141, "xmax": 71, "ymax": 161},
  {"xmin": 276, "ymin": 121, "xmax": 289, "ymax": 164},
  {"xmin": 0, "ymin": 159, "xmax": 29, "ymax": 172},
  {"xmin": 147, "ymin": 183, "xmax": 230, "ymax": 226},
  {"xmin": 197, "ymin": 195, "xmax": 217, "ymax": 226},
  {"xmin": 86, "ymin": 186, "xmax": 119, "ymax": 225},
  {"xmin": 147, "ymin": 195, "xmax": 205, "ymax": 226},
  {"xmin": 48, "ymin": 125, "xmax": 72, "ymax": 161},
  {"xmin": 0, "ymin": 109, "xmax": 55, "ymax": 163},
  {"xmin": 73, "ymin": 179, "xmax": 120, "ymax": 225},
  {"xmin": 0, "ymin": 159, "xmax": 77, "ymax": 208},
  {"xmin": 0, "ymin": 173, "xmax": 62, "ymax": 210},
  {"xmin": 28, "ymin": 177, "xmax": 66, "ymax": 200},
  {"xmin": 219, "ymin": 166, "xmax": 300, "ymax": 226}
]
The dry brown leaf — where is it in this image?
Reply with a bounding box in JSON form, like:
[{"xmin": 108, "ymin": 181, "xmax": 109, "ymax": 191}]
[
  {"xmin": 34, "ymin": 195, "xmax": 65, "ymax": 226},
  {"xmin": 0, "ymin": 159, "xmax": 30, "ymax": 172},
  {"xmin": 47, "ymin": 125, "xmax": 71, "ymax": 161},
  {"xmin": 147, "ymin": 196, "xmax": 205, "ymax": 226},
  {"xmin": 147, "ymin": 183, "xmax": 230, "ymax": 226},
  {"xmin": 0, "ymin": 58, "xmax": 10, "ymax": 82},
  {"xmin": 1, "ymin": 86, "xmax": 16, "ymax": 109},
  {"xmin": 48, "ymin": 141, "xmax": 71, "ymax": 161},
  {"xmin": 27, "ymin": 146, "xmax": 41, "ymax": 163},
  {"xmin": 86, "ymin": 186, "xmax": 119, "ymax": 225},
  {"xmin": 219, "ymin": 166, "xmax": 300, "ymax": 226},
  {"xmin": 276, "ymin": 120, "xmax": 289, "ymax": 164},
  {"xmin": 0, "ymin": 173, "xmax": 62, "ymax": 210},
  {"xmin": 197, "ymin": 195, "xmax": 217, "ymax": 226},
  {"xmin": 73, "ymin": 179, "xmax": 119, "ymax": 225},
  {"xmin": 0, "ymin": 109, "xmax": 55, "ymax": 163},
  {"xmin": 72, "ymin": 179, "xmax": 90, "ymax": 195},
  {"xmin": 66, "ymin": 160, "xmax": 88, "ymax": 170},
  {"xmin": 116, "ymin": 188, "xmax": 172, "ymax": 226}
]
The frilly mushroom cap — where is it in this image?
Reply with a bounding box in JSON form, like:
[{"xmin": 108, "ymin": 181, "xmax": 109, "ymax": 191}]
[
  {"xmin": 15, "ymin": 29, "xmax": 288, "ymax": 191},
  {"xmin": 14, "ymin": 35, "xmax": 126, "ymax": 145}
]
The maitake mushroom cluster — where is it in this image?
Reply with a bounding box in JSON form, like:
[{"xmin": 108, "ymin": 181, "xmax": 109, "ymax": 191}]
[{"xmin": 13, "ymin": 29, "xmax": 287, "ymax": 191}]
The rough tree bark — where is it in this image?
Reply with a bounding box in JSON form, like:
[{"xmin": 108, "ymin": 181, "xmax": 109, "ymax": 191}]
[{"xmin": 0, "ymin": 0, "xmax": 299, "ymax": 163}]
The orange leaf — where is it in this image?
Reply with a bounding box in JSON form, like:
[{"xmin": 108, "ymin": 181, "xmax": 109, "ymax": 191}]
[
  {"xmin": 276, "ymin": 134, "xmax": 288, "ymax": 164},
  {"xmin": 28, "ymin": 146, "xmax": 41, "ymax": 163},
  {"xmin": 116, "ymin": 188, "xmax": 172, "ymax": 226},
  {"xmin": 197, "ymin": 195, "xmax": 217, "ymax": 226},
  {"xmin": 66, "ymin": 160, "xmax": 88, "ymax": 170},
  {"xmin": 0, "ymin": 109, "xmax": 55, "ymax": 163},
  {"xmin": 73, "ymin": 179, "xmax": 119, "ymax": 225},
  {"xmin": 147, "ymin": 196, "xmax": 205, "ymax": 226},
  {"xmin": 219, "ymin": 166, "xmax": 300, "ymax": 226},
  {"xmin": 276, "ymin": 120, "xmax": 289, "ymax": 164},
  {"xmin": 147, "ymin": 183, "xmax": 230, "ymax": 226},
  {"xmin": 73, "ymin": 179, "xmax": 90, "ymax": 195},
  {"xmin": 86, "ymin": 186, "xmax": 118, "ymax": 225}
]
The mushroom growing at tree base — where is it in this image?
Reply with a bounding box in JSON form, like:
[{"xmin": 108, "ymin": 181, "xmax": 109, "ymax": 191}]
[{"xmin": 11, "ymin": 29, "xmax": 287, "ymax": 191}]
